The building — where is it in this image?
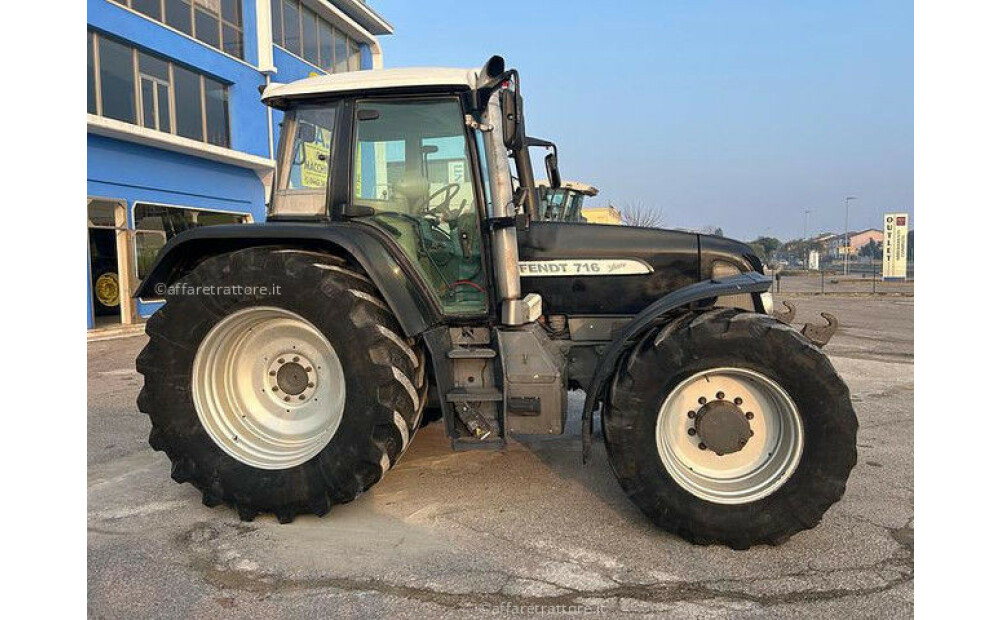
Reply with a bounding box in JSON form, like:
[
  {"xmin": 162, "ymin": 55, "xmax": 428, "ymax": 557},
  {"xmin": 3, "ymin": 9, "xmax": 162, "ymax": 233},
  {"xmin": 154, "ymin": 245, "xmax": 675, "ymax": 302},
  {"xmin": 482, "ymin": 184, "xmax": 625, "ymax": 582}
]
[
  {"xmin": 87, "ymin": 0, "xmax": 393, "ymax": 330},
  {"xmin": 812, "ymin": 229, "xmax": 883, "ymax": 258},
  {"xmin": 581, "ymin": 205, "xmax": 623, "ymax": 225}
]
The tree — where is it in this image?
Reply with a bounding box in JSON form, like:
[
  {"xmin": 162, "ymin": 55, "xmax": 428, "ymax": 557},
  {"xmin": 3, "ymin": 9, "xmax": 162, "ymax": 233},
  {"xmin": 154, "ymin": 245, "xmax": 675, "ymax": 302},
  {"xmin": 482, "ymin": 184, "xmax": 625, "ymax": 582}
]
[
  {"xmin": 750, "ymin": 236, "xmax": 782, "ymax": 261},
  {"xmin": 859, "ymin": 239, "xmax": 883, "ymax": 259},
  {"xmin": 620, "ymin": 200, "xmax": 664, "ymax": 228}
]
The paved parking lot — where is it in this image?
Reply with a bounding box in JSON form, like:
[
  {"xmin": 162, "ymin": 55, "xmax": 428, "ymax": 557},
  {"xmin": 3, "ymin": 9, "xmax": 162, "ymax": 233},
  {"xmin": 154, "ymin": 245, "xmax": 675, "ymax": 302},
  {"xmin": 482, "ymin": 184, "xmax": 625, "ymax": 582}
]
[{"xmin": 88, "ymin": 295, "xmax": 913, "ymax": 618}]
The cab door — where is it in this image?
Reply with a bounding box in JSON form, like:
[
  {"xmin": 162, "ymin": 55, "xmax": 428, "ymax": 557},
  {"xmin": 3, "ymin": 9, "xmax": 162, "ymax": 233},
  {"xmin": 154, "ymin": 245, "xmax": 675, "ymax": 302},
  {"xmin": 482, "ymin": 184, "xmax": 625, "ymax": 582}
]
[{"xmin": 350, "ymin": 98, "xmax": 489, "ymax": 316}]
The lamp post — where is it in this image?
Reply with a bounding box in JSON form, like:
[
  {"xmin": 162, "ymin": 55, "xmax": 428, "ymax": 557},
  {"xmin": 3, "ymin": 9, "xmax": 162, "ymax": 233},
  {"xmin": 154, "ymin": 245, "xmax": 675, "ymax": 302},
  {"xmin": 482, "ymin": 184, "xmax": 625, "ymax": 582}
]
[
  {"xmin": 803, "ymin": 209, "xmax": 811, "ymax": 267},
  {"xmin": 843, "ymin": 197, "xmax": 857, "ymax": 276}
]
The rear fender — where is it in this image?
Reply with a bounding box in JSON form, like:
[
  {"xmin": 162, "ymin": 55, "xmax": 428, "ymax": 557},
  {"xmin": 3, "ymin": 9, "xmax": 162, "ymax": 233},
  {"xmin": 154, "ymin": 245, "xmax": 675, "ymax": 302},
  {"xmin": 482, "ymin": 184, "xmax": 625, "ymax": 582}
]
[
  {"xmin": 581, "ymin": 272, "xmax": 773, "ymax": 459},
  {"xmin": 135, "ymin": 222, "xmax": 440, "ymax": 337}
]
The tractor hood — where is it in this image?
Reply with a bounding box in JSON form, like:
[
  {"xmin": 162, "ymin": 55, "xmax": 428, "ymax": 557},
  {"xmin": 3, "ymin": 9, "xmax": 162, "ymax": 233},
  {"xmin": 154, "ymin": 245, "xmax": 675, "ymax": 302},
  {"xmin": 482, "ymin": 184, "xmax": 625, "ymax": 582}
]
[{"xmin": 517, "ymin": 222, "xmax": 761, "ymax": 315}]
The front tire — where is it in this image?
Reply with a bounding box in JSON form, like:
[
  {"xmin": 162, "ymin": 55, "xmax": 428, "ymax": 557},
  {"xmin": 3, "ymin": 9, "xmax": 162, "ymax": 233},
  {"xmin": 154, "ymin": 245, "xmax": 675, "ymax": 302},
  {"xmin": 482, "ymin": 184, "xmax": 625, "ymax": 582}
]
[
  {"xmin": 136, "ymin": 247, "xmax": 424, "ymax": 523},
  {"xmin": 604, "ymin": 308, "xmax": 857, "ymax": 548}
]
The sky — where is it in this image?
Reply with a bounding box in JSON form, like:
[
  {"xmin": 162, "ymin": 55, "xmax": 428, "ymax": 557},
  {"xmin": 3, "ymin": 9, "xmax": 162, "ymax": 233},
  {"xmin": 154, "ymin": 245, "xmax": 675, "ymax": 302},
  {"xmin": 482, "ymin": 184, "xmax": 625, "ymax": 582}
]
[{"xmin": 372, "ymin": 0, "xmax": 913, "ymax": 241}]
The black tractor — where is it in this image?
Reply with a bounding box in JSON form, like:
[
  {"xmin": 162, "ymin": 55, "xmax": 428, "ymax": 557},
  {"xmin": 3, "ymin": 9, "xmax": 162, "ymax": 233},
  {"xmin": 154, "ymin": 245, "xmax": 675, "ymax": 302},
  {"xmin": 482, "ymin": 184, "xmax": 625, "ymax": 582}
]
[{"xmin": 136, "ymin": 56, "xmax": 855, "ymax": 549}]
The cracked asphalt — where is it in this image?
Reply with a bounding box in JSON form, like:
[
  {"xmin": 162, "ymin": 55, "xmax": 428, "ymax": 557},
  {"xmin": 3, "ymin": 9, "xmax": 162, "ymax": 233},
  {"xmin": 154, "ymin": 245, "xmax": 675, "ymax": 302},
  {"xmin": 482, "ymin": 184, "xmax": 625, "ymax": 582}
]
[{"xmin": 88, "ymin": 295, "xmax": 913, "ymax": 618}]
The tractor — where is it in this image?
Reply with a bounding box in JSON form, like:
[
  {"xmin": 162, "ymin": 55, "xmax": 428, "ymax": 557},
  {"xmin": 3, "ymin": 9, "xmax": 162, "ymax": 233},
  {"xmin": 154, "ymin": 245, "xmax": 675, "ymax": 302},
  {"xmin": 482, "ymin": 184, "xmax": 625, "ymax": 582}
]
[
  {"xmin": 523, "ymin": 136, "xmax": 598, "ymax": 222},
  {"xmin": 135, "ymin": 56, "xmax": 855, "ymax": 548}
]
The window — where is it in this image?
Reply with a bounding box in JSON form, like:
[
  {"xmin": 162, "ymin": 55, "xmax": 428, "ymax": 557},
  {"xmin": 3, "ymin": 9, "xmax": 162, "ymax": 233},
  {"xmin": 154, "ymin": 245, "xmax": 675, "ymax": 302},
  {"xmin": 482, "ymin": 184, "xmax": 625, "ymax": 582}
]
[
  {"xmin": 272, "ymin": 104, "xmax": 338, "ymax": 216},
  {"xmin": 270, "ymin": 0, "xmax": 282, "ymax": 42},
  {"xmin": 194, "ymin": 3, "xmax": 221, "ymax": 48},
  {"xmin": 352, "ymin": 99, "xmax": 487, "ymax": 315},
  {"xmin": 333, "ymin": 28, "xmax": 348, "ymax": 72},
  {"xmin": 138, "ymin": 52, "xmax": 172, "ymax": 132},
  {"xmin": 281, "ymin": 0, "xmax": 301, "ymax": 56},
  {"xmin": 87, "ymin": 32, "xmax": 97, "ymax": 114},
  {"xmin": 165, "ymin": 0, "xmax": 192, "ymax": 34},
  {"xmin": 133, "ymin": 203, "xmax": 249, "ymax": 280},
  {"xmin": 132, "ymin": 0, "xmax": 161, "ymax": 20},
  {"xmin": 319, "ymin": 24, "xmax": 333, "ymax": 72},
  {"xmin": 273, "ymin": 1, "xmax": 365, "ymax": 73},
  {"xmin": 204, "ymin": 79, "xmax": 230, "ymax": 147},
  {"xmin": 111, "ymin": 0, "xmax": 243, "ymax": 60},
  {"xmin": 301, "ymin": 8, "xmax": 320, "ymax": 67},
  {"xmin": 98, "ymin": 36, "xmax": 136, "ymax": 123},
  {"xmin": 173, "ymin": 65, "xmax": 204, "ymax": 141},
  {"xmin": 88, "ymin": 32, "xmax": 230, "ymax": 147},
  {"xmin": 348, "ymin": 40, "xmax": 360, "ymax": 71}
]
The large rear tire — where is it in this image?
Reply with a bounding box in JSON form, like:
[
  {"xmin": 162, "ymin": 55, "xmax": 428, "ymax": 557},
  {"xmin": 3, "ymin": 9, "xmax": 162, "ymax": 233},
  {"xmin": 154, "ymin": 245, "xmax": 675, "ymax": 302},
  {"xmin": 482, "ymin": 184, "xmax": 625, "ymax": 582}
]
[
  {"xmin": 604, "ymin": 308, "xmax": 857, "ymax": 548},
  {"xmin": 136, "ymin": 247, "xmax": 424, "ymax": 523}
]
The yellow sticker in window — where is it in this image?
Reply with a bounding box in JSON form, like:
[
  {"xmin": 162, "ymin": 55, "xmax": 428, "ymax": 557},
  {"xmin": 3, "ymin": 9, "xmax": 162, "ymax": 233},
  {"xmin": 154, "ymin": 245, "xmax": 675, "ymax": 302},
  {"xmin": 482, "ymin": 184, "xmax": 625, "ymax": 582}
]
[{"xmin": 301, "ymin": 142, "xmax": 329, "ymax": 188}]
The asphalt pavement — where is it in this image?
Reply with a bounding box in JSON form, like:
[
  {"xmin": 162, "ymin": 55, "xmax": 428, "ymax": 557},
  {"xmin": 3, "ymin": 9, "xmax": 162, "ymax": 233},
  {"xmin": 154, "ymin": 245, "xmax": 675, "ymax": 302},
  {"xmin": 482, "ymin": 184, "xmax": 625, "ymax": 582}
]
[{"xmin": 88, "ymin": 295, "xmax": 913, "ymax": 618}]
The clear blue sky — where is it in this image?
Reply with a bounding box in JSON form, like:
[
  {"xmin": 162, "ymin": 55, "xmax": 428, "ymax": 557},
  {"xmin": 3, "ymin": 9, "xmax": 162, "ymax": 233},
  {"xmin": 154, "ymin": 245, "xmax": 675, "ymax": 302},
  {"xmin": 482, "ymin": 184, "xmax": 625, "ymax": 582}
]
[{"xmin": 373, "ymin": 0, "xmax": 913, "ymax": 241}]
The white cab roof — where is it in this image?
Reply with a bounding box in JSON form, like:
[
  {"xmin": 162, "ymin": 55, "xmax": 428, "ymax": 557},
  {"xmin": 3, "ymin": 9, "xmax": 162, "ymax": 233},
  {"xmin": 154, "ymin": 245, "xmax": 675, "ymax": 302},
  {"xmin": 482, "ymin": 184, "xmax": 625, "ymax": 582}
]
[
  {"xmin": 537, "ymin": 180, "xmax": 599, "ymax": 196},
  {"xmin": 262, "ymin": 67, "xmax": 481, "ymax": 104}
]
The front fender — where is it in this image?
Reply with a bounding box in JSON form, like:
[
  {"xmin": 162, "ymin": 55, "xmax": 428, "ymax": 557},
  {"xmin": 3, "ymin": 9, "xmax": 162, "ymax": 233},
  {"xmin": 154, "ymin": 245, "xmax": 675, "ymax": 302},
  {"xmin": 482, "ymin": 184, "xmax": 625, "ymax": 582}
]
[
  {"xmin": 135, "ymin": 221, "xmax": 441, "ymax": 337},
  {"xmin": 581, "ymin": 272, "xmax": 772, "ymax": 459}
]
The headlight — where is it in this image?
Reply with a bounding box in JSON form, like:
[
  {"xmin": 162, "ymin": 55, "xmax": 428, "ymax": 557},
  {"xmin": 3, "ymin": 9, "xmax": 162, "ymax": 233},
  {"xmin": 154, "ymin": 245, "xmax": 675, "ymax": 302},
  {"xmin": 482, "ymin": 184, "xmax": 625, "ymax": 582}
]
[{"xmin": 760, "ymin": 291, "xmax": 774, "ymax": 315}]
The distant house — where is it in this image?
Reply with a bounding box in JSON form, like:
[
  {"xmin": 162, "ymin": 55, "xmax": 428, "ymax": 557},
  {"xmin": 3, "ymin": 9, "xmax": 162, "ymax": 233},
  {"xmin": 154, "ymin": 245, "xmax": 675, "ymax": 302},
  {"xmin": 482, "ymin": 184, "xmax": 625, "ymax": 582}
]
[
  {"xmin": 581, "ymin": 206, "xmax": 623, "ymax": 225},
  {"xmin": 813, "ymin": 229, "xmax": 883, "ymax": 257},
  {"xmin": 849, "ymin": 229, "xmax": 883, "ymax": 250}
]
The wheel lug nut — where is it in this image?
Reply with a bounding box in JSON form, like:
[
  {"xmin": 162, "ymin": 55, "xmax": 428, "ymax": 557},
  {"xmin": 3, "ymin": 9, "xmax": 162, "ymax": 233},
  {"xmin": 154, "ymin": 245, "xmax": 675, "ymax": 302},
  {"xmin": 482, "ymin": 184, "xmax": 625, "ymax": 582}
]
[
  {"xmin": 293, "ymin": 356, "xmax": 300, "ymax": 363},
  {"xmin": 298, "ymin": 395, "xmax": 305, "ymax": 400},
  {"xmin": 269, "ymin": 371, "xmax": 276, "ymax": 376},
  {"xmin": 734, "ymin": 397, "xmax": 743, "ymax": 405},
  {"xmin": 271, "ymin": 386, "xmax": 278, "ymax": 392},
  {"xmin": 698, "ymin": 397, "xmax": 707, "ymax": 405},
  {"xmin": 278, "ymin": 358, "xmax": 285, "ymax": 364},
  {"xmin": 283, "ymin": 396, "xmax": 290, "ymax": 402},
  {"xmin": 305, "ymin": 367, "xmax": 313, "ymax": 373},
  {"xmin": 698, "ymin": 442, "xmax": 707, "ymax": 450},
  {"xmin": 687, "ymin": 428, "xmax": 697, "ymax": 436},
  {"xmin": 307, "ymin": 382, "xmax": 314, "ymax": 388},
  {"xmin": 687, "ymin": 410, "xmax": 696, "ymax": 419},
  {"xmin": 749, "ymin": 430, "xmax": 754, "ymax": 436},
  {"xmin": 746, "ymin": 412, "xmax": 754, "ymax": 420},
  {"xmin": 716, "ymin": 391, "xmax": 725, "ymax": 400}
]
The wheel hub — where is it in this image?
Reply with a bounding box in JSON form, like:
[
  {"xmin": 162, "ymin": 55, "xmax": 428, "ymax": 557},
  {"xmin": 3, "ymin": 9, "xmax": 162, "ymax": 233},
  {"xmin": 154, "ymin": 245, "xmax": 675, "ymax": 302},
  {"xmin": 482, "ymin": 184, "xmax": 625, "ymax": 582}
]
[
  {"xmin": 695, "ymin": 400, "xmax": 752, "ymax": 456},
  {"xmin": 191, "ymin": 307, "xmax": 345, "ymax": 470},
  {"xmin": 655, "ymin": 367, "xmax": 804, "ymax": 505}
]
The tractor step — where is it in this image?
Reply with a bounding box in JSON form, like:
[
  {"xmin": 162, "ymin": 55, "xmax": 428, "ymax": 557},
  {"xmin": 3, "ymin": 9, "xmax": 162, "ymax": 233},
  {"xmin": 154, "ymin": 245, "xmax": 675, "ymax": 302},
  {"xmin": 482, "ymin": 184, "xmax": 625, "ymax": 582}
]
[
  {"xmin": 451, "ymin": 435, "xmax": 506, "ymax": 450},
  {"xmin": 447, "ymin": 347, "xmax": 497, "ymax": 359},
  {"xmin": 446, "ymin": 387, "xmax": 504, "ymax": 402}
]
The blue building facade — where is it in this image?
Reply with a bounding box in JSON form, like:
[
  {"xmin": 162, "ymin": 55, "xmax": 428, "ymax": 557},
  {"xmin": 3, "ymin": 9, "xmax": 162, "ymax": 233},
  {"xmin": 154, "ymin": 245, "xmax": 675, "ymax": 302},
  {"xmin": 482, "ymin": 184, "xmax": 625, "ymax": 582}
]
[{"xmin": 87, "ymin": 0, "xmax": 392, "ymax": 329}]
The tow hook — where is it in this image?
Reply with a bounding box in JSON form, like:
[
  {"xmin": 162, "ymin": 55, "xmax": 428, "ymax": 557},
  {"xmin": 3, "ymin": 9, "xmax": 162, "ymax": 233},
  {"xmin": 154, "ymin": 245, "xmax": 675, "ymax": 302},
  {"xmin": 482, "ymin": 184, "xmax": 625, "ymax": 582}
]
[
  {"xmin": 773, "ymin": 300, "xmax": 796, "ymax": 325},
  {"xmin": 800, "ymin": 312, "xmax": 839, "ymax": 348}
]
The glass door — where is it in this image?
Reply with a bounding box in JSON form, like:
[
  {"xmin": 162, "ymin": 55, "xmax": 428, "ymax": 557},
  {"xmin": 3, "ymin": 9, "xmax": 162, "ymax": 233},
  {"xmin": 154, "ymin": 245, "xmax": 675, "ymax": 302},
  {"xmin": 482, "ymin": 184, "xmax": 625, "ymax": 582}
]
[{"xmin": 352, "ymin": 98, "xmax": 487, "ymax": 315}]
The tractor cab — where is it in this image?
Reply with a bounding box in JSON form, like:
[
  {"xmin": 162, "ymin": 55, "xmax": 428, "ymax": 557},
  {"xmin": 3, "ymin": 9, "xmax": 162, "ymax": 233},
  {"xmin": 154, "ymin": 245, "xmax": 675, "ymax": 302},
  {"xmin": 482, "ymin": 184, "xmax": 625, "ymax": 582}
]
[
  {"xmin": 263, "ymin": 58, "xmax": 545, "ymax": 323},
  {"xmin": 537, "ymin": 179, "xmax": 599, "ymax": 222}
]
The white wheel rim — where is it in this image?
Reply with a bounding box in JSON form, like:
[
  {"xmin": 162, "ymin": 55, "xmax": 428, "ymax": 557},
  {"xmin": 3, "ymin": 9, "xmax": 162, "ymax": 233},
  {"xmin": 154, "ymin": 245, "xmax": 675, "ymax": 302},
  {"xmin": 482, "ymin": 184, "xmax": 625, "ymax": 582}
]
[
  {"xmin": 655, "ymin": 367, "xmax": 804, "ymax": 505},
  {"xmin": 192, "ymin": 307, "xmax": 346, "ymax": 470}
]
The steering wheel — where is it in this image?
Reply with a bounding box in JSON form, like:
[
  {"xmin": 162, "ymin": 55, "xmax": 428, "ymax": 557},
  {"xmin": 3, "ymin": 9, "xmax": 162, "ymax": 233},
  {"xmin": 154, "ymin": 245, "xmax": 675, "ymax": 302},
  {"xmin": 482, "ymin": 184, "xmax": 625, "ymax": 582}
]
[{"xmin": 412, "ymin": 183, "xmax": 462, "ymax": 218}]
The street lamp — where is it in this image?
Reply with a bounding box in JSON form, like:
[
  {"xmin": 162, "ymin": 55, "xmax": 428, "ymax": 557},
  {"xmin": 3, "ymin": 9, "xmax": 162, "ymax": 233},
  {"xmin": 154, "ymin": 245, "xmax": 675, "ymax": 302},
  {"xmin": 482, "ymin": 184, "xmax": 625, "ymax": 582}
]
[
  {"xmin": 843, "ymin": 197, "xmax": 857, "ymax": 276},
  {"xmin": 803, "ymin": 209, "xmax": 811, "ymax": 267}
]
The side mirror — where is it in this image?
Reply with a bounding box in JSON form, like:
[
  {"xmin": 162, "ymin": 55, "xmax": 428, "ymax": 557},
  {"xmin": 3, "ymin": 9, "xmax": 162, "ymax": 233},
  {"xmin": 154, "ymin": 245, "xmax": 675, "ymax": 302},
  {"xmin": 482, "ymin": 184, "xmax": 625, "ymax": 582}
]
[
  {"xmin": 544, "ymin": 152, "xmax": 561, "ymax": 189},
  {"xmin": 500, "ymin": 89, "xmax": 524, "ymax": 150},
  {"xmin": 296, "ymin": 122, "xmax": 316, "ymax": 143}
]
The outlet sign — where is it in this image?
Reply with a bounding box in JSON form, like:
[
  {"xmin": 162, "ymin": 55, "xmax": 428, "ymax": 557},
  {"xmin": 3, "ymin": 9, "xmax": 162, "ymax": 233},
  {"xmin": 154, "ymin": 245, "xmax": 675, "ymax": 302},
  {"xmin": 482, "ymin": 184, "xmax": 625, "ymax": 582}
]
[{"xmin": 882, "ymin": 213, "xmax": 909, "ymax": 281}]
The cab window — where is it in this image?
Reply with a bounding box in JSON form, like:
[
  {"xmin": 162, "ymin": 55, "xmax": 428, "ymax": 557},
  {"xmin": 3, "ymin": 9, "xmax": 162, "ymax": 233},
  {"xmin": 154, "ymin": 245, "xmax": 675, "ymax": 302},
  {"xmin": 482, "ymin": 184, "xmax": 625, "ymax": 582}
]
[
  {"xmin": 352, "ymin": 98, "xmax": 487, "ymax": 315},
  {"xmin": 272, "ymin": 104, "xmax": 338, "ymax": 217}
]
